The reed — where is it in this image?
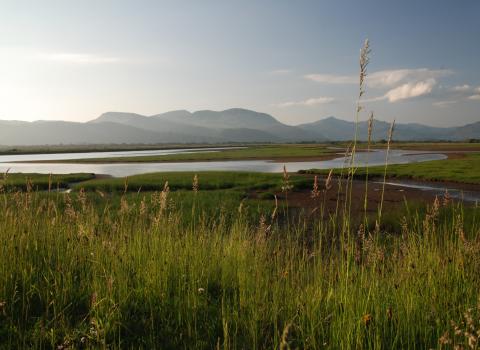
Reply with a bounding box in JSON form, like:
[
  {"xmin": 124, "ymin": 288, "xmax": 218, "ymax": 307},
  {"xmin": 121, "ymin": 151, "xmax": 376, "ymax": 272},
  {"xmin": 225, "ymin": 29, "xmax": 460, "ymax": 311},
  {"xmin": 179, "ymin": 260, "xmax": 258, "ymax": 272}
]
[
  {"xmin": 363, "ymin": 112, "xmax": 374, "ymax": 223},
  {"xmin": 345, "ymin": 39, "xmax": 371, "ymax": 235},
  {"xmin": 378, "ymin": 119, "xmax": 396, "ymax": 225}
]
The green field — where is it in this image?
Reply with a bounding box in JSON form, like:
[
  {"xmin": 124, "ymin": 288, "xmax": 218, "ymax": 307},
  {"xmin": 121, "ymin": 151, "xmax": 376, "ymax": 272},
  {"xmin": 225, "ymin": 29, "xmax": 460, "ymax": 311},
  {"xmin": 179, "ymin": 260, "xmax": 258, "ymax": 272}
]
[{"xmin": 302, "ymin": 152, "xmax": 480, "ymax": 184}]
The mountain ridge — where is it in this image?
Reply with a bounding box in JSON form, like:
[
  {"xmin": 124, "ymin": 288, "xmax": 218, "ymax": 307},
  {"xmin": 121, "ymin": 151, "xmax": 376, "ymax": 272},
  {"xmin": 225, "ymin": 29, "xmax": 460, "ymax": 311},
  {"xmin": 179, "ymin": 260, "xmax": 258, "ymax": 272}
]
[{"xmin": 0, "ymin": 109, "xmax": 478, "ymax": 145}]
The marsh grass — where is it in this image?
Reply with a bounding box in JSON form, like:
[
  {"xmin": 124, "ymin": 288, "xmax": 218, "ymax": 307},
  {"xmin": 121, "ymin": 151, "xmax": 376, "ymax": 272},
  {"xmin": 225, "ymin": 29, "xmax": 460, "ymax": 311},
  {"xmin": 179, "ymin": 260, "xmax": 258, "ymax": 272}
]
[
  {"xmin": 72, "ymin": 171, "xmax": 312, "ymax": 193},
  {"xmin": 0, "ymin": 186, "xmax": 479, "ymax": 349},
  {"xmin": 0, "ymin": 173, "xmax": 95, "ymax": 192}
]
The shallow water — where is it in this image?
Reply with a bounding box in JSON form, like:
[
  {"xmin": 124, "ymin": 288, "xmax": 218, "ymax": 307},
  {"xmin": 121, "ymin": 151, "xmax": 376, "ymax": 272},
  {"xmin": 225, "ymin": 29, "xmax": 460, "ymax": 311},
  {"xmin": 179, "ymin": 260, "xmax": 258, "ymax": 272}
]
[
  {"xmin": 378, "ymin": 180, "xmax": 480, "ymax": 203},
  {"xmin": 0, "ymin": 146, "xmax": 243, "ymax": 162},
  {"xmin": 0, "ymin": 149, "xmax": 446, "ymax": 177}
]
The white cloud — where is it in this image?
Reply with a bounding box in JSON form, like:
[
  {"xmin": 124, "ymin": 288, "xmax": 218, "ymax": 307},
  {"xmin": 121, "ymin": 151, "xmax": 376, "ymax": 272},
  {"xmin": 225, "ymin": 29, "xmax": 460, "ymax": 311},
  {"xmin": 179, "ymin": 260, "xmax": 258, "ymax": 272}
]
[
  {"xmin": 384, "ymin": 79, "xmax": 436, "ymax": 102},
  {"xmin": 448, "ymin": 85, "xmax": 480, "ymax": 101},
  {"xmin": 304, "ymin": 73, "xmax": 356, "ymax": 84},
  {"xmin": 367, "ymin": 68, "xmax": 451, "ymax": 88},
  {"xmin": 305, "ymin": 68, "xmax": 452, "ymax": 103},
  {"xmin": 367, "ymin": 70, "xmax": 410, "ymax": 87},
  {"xmin": 433, "ymin": 100, "xmax": 457, "ymax": 108},
  {"xmin": 304, "ymin": 68, "xmax": 451, "ymax": 88},
  {"xmin": 452, "ymin": 84, "xmax": 471, "ymax": 92},
  {"xmin": 37, "ymin": 53, "xmax": 122, "ymax": 64},
  {"xmin": 277, "ymin": 96, "xmax": 335, "ymax": 108},
  {"xmin": 304, "ymin": 68, "xmax": 479, "ymax": 105}
]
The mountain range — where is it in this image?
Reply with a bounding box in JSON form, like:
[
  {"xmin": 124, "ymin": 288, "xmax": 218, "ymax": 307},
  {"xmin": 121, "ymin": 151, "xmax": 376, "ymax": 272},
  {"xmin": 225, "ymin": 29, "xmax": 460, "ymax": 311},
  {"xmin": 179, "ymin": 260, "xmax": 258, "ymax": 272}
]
[{"xmin": 0, "ymin": 108, "xmax": 478, "ymax": 145}]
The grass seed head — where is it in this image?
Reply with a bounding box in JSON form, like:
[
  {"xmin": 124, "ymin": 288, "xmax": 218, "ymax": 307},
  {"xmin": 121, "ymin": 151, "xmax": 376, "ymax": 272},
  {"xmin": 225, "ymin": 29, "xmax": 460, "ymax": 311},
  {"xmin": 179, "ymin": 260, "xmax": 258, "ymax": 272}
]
[
  {"xmin": 362, "ymin": 313, "xmax": 373, "ymax": 327},
  {"xmin": 311, "ymin": 175, "xmax": 320, "ymax": 198},
  {"xmin": 192, "ymin": 174, "xmax": 199, "ymax": 193},
  {"xmin": 271, "ymin": 195, "xmax": 278, "ymax": 221},
  {"xmin": 387, "ymin": 307, "xmax": 393, "ymax": 321},
  {"xmin": 281, "ymin": 165, "xmax": 293, "ymax": 193},
  {"xmin": 160, "ymin": 181, "xmax": 170, "ymax": 212},
  {"xmin": 443, "ymin": 189, "xmax": 452, "ymax": 206},
  {"xmin": 280, "ymin": 322, "xmax": 292, "ymax": 350},
  {"xmin": 359, "ymin": 39, "xmax": 371, "ymax": 98},
  {"xmin": 325, "ymin": 169, "xmax": 333, "ymax": 191}
]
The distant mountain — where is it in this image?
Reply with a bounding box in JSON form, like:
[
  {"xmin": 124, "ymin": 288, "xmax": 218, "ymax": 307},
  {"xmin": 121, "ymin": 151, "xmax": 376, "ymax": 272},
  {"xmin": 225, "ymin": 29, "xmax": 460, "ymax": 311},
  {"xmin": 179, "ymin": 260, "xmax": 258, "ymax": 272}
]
[
  {"xmin": 297, "ymin": 116, "xmax": 480, "ymax": 141},
  {"xmin": 153, "ymin": 108, "xmax": 318, "ymax": 141},
  {"xmin": 91, "ymin": 108, "xmax": 320, "ymax": 142},
  {"xmin": 0, "ymin": 109, "xmax": 478, "ymax": 146},
  {"xmin": 450, "ymin": 121, "xmax": 480, "ymax": 140}
]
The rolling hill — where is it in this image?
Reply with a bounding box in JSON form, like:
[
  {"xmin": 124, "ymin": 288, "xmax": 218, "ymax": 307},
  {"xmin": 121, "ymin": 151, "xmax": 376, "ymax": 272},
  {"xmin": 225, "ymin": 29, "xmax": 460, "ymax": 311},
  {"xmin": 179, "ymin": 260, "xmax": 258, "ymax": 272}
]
[{"xmin": 297, "ymin": 116, "xmax": 480, "ymax": 141}]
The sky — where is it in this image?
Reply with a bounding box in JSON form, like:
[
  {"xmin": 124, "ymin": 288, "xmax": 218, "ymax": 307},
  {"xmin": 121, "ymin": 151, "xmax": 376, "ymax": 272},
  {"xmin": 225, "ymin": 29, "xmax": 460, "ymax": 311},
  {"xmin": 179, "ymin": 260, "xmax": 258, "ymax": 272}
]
[{"xmin": 0, "ymin": 0, "xmax": 479, "ymax": 127}]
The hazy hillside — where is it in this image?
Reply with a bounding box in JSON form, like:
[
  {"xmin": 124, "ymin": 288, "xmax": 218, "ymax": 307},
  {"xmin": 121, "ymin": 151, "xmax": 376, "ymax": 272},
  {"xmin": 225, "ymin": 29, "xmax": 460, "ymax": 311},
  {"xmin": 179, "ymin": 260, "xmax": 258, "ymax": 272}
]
[
  {"xmin": 0, "ymin": 109, "xmax": 478, "ymax": 145},
  {"xmin": 0, "ymin": 120, "xmax": 221, "ymax": 145},
  {"xmin": 90, "ymin": 112, "xmax": 221, "ymax": 140},
  {"xmin": 152, "ymin": 108, "xmax": 319, "ymax": 141},
  {"xmin": 87, "ymin": 108, "xmax": 318, "ymax": 143},
  {"xmin": 450, "ymin": 121, "xmax": 480, "ymax": 140},
  {"xmin": 88, "ymin": 108, "xmax": 324, "ymax": 143},
  {"xmin": 297, "ymin": 117, "xmax": 480, "ymax": 141}
]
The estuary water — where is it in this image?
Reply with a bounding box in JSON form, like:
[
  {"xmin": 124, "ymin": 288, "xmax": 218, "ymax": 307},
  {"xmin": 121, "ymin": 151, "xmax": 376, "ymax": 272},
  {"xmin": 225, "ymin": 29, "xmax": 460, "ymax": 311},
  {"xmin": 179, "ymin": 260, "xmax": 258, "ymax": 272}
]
[
  {"xmin": 0, "ymin": 147, "xmax": 243, "ymax": 163},
  {"xmin": 0, "ymin": 148, "xmax": 447, "ymax": 177}
]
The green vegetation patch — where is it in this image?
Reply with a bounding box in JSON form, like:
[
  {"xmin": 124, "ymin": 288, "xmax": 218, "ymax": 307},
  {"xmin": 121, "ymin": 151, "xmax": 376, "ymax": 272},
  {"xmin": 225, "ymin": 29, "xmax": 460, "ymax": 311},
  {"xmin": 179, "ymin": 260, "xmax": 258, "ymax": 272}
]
[
  {"xmin": 0, "ymin": 173, "xmax": 95, "ymax": 191},
  {"xmin": 303, "ymin": 152, "xmax": 480, "ymax": 184},
  {"xmin": 46, "ymin": 144, "xmax": 334, "ymax": 163},
  {"xmin": 73, "ymin": 171, "xmax": 312, "ymax": 192}
]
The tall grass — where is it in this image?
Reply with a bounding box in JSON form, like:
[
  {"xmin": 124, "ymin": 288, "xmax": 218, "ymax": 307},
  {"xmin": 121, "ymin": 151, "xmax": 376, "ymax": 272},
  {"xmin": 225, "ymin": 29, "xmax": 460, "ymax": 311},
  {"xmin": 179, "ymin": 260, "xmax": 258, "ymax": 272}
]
[{"xmin": 0, "ymin": 187, "xmax": 478, "ymax": 348}]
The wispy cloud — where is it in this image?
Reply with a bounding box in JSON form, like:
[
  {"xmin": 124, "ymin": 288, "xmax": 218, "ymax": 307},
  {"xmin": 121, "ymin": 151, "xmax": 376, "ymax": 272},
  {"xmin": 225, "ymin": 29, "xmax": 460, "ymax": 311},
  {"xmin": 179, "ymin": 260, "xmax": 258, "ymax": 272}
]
[
  {"xmin": 37, "ymin": 53, "xmax": 122, "ymax": 64},
  {"xmin": 304, "ymin": 73, "xmax": 356, "ymax": 84},
  {"xmin": 470, "ymin": 86, "xmax": 480, "ymax": 100},
  {"xmin": 304, "ymin": 68, "xmax": 451, "ymax": 88},
  {"xmin": 447, "ymin": 85, "xmax": 480, "ymax": 101},
  {"xmin": 452, "ymin": 84, "xmax": 471, "ymax": 92},
  {"xmin": 305, "ymin": 68, "xmax": 452, "ymax": 103},
  {"xmin": 433, "ymin": 100, "xmax": 457, "ymax": 108},
  {"xmin": 468, "ymin": 94, "xmax": 480, "ymax": 100},
  {"xmin": 429, "ymin": 84, "xmax": 480, "ymax": 105},
  {"xmin": 367, "ymin": 68, "xmax": 451, "ymax": 88},
  {"xmin": 277, "ymin": 96, "xmax": 335, "ymax": 108}
]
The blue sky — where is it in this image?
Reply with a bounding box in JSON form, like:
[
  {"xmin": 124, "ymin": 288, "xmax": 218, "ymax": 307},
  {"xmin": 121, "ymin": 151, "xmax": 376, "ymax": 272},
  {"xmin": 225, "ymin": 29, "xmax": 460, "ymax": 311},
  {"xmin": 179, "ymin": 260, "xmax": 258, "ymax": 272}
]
[{"xmin": 0, "ymin": 0, "xmax": 479, "ymax": 126}]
